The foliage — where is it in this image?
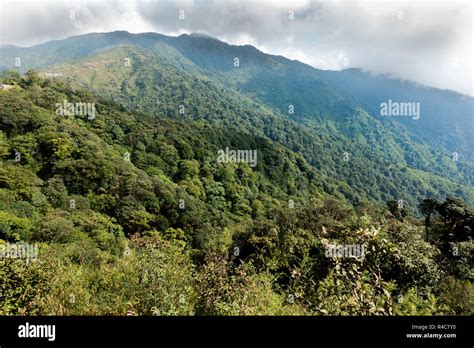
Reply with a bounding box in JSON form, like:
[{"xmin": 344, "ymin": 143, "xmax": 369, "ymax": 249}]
[{"xmin": 0, "ymin": 71, "xmax": 472, "ymax": 316}]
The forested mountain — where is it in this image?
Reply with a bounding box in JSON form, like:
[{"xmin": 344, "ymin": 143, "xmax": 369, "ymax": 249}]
[
  {"xmin": 0, "ymin": 31, "xmax": 472, "ymax": 316},
  {"xmin": 1, "ymin": 72, "xmax": 472, "ymax": 316},
  {"xmin": 1, "ymin": 31, "xmax": 472, "ymax": 208},
  {"xmin": 3, "ymin": 30, "xmax": 470, "ymax": 158}
]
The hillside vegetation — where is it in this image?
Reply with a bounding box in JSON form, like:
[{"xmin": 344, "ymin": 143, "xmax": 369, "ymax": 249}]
[
  {"xmin": 1, "ymin": 72, "xmax": 472, "ymax": 316},
  {"xmin": 1, "ymin": 32, "xmax": 473, "ymax": 208}
]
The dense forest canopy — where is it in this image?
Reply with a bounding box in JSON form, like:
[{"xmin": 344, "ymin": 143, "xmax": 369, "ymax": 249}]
[{"xmin": 1, "ymin": 71, "xmax": 472, "ymax": 316}]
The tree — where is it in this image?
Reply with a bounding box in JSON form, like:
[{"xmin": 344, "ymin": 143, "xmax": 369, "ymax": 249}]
[
  {"xmin": 23, "ymin": 70, "xmax": 43, "ymax": 87},
  {"xmin": 419, "ymin": 198, "xmax": 441, "ymax": 241},
  {"xmin": 386, "ymin": 200, "xmax": 408, "ymax": 221}
]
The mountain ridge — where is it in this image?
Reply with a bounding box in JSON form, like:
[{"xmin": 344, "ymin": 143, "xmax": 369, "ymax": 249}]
[
  {"xmin": 1, "ymin": 30, "xmax": 472, "ymax": 208},
  {"xmin": 3, "ymin": 30, "xmax": 472, "ymax": 96}
]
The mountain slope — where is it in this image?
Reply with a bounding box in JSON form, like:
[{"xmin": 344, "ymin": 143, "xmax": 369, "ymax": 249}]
[
  {"xmin": 163, "ymin": 33, "xmax": 473, "ymax": 186},
  {"xmin": 1, "ymin": 31, "xmax": 472, "ymax": 208},
  {"xmin": 0, "ymin": 73, "xmax": 331, "ymax": 241},
  {"xmin": 316, "ymin": 68, "xmax": 474, "ymax": 159},
  {"xmin": 3, "ymin": 75, "xmax": 473, "ymax": 317}
]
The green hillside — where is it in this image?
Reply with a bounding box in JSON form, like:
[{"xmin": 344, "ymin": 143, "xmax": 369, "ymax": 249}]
[
  {"xmin": 1, "ymin": 73, "xmax": 472, "ymax": 315},
  {"xmin": 1, "ymin": 31, "xmax": 473, "ymax": 316},
  {"xmin": 2, "ymin": 32, "xmax": 472, "ymax": 206},
  {"xmin": 32, "ymin": 38, "xmax": 473, "ymax": 208}
]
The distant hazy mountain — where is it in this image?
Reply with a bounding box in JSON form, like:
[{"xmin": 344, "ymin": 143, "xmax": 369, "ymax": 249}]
[
  {"xmin": 316, "ymin": 68, "xmax": 473, "ymax": 160},
  {"xmin": 1, "ymin": 31, "xmax": 472, "ymax": 207}
]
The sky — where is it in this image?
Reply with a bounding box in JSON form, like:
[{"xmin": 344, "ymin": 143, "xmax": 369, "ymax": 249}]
[{"xmin": 0, "ymin": 0, "xmax": 473, "ymax": 96}]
